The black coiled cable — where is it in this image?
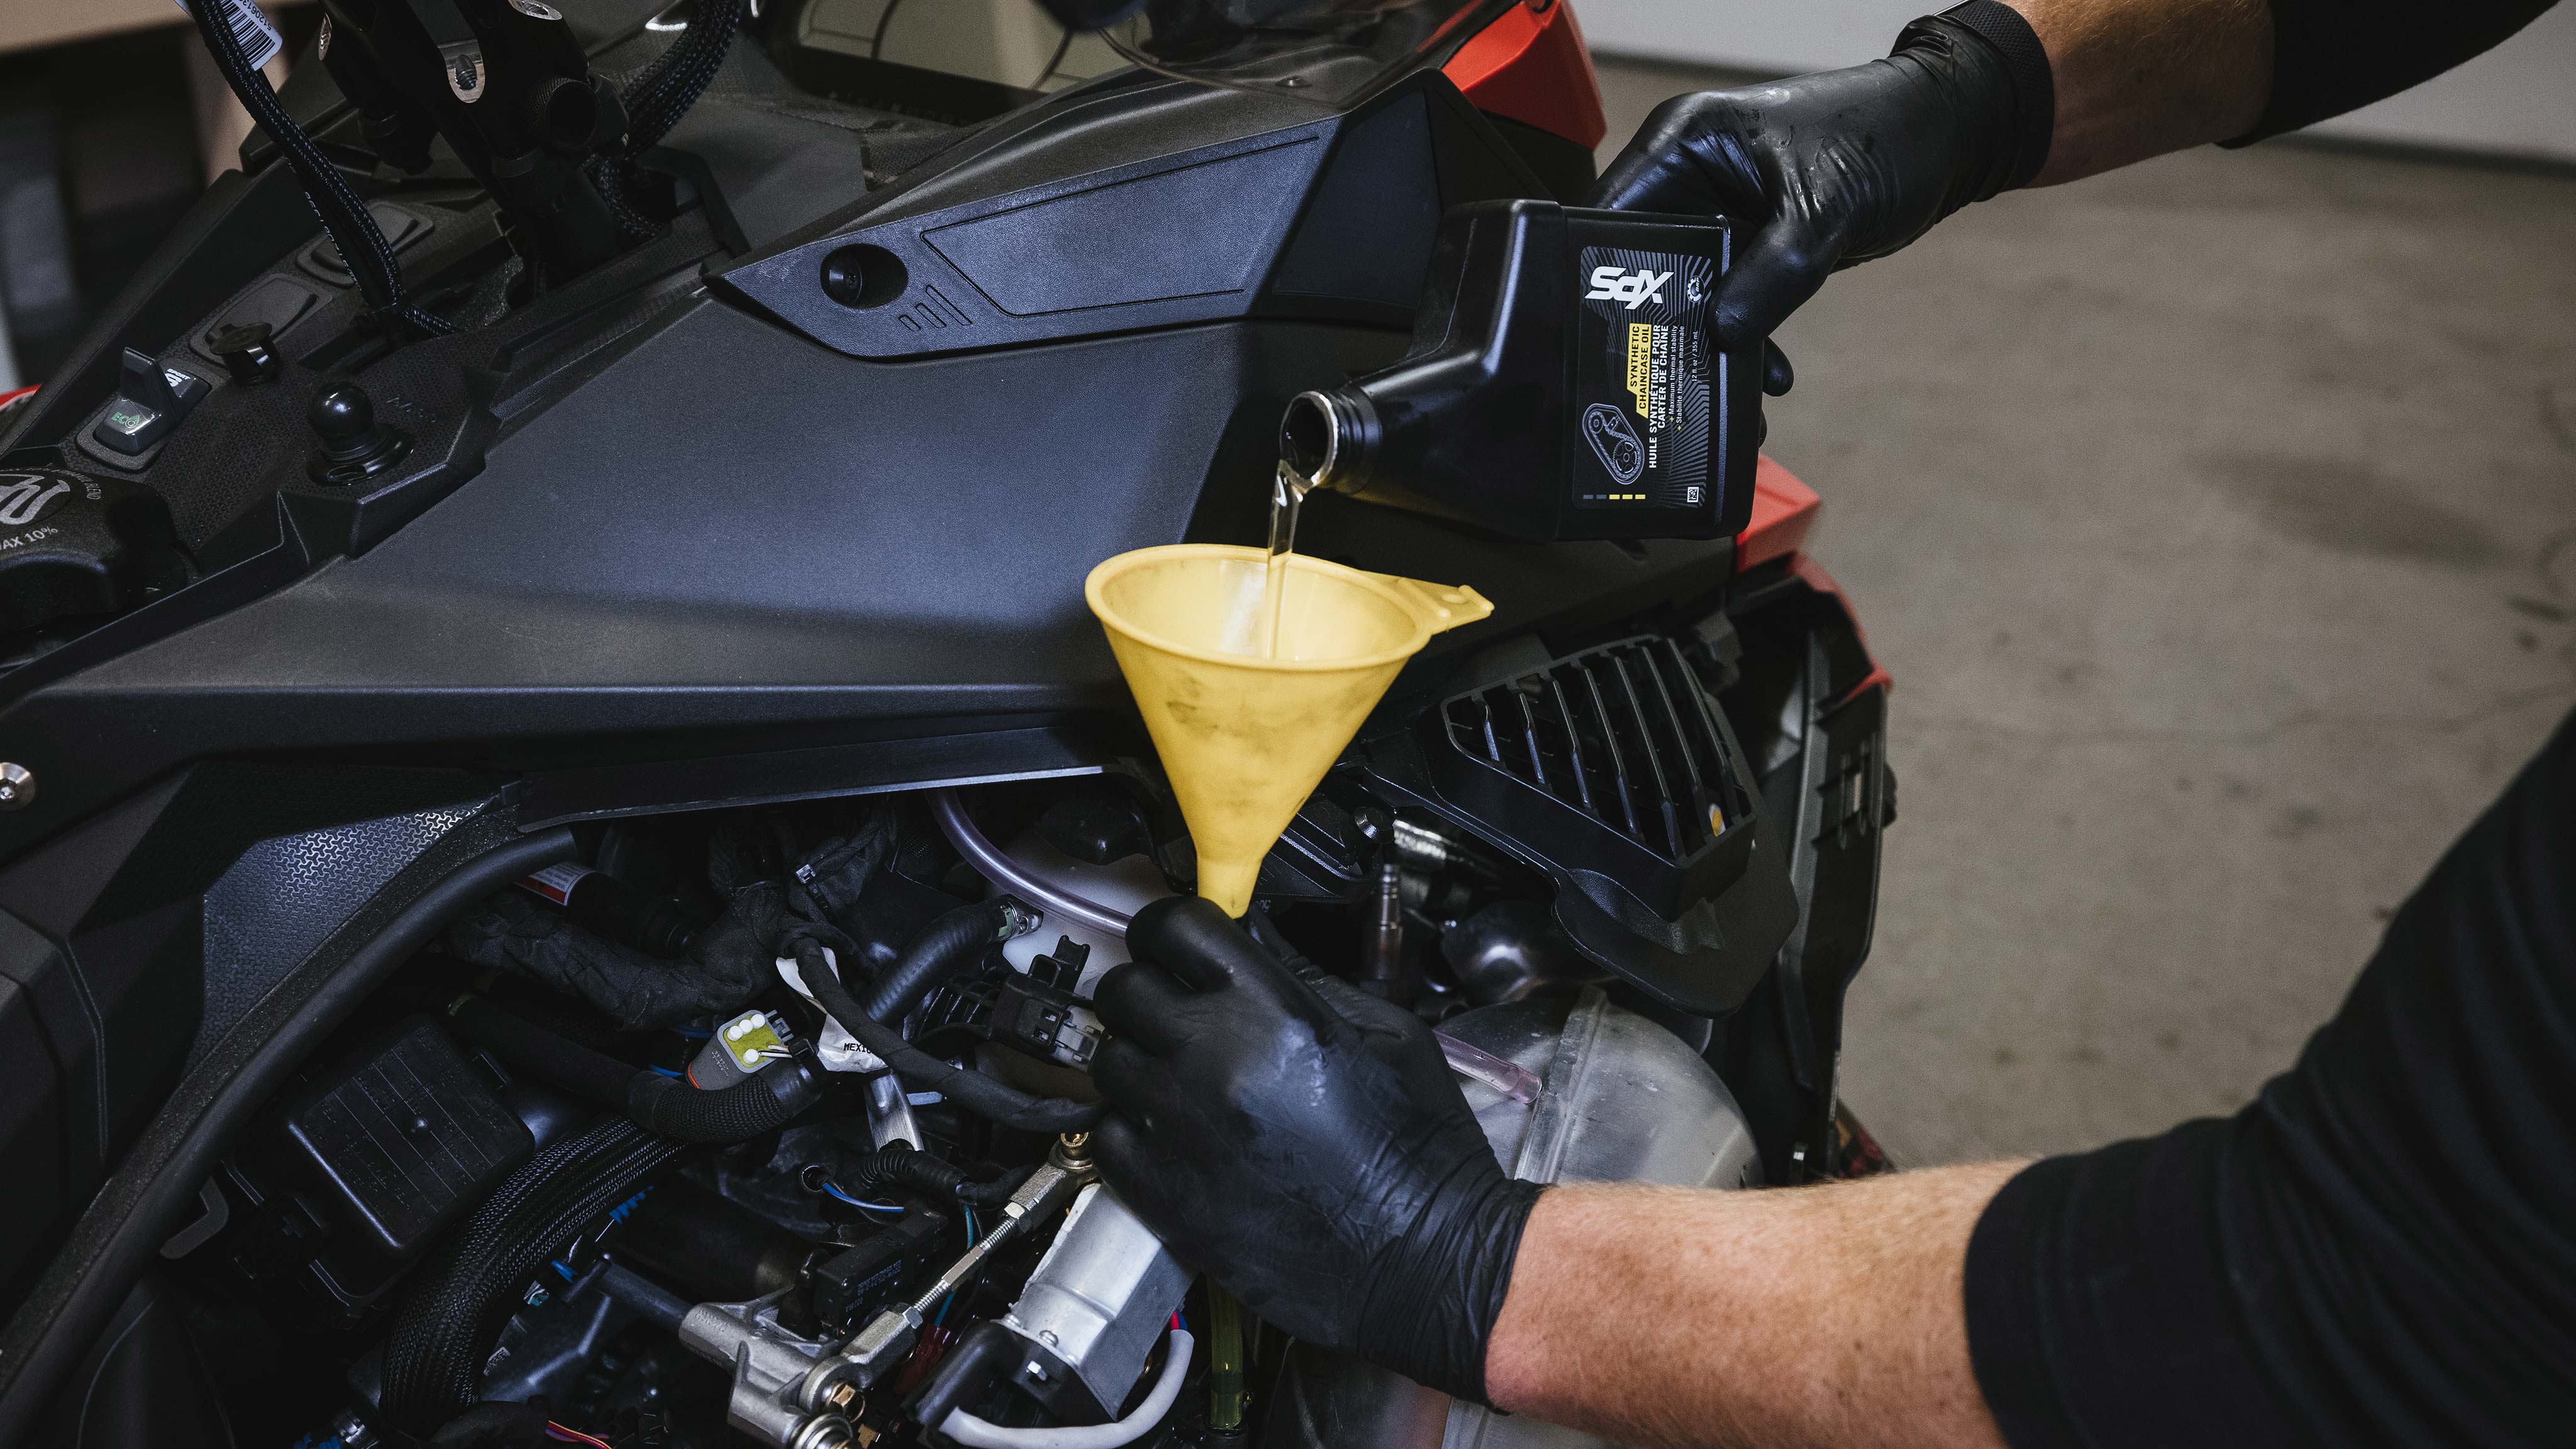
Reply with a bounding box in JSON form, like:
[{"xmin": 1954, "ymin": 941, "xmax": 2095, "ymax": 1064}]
[
  {"xmin": 182, "ymin": 0, "xmax": 452, "ymax": 338},
  {"xmin": 381, "ymin": 1118, "xmax": 682, "ymax": 1435},
  {"xmin": 592, "ymin": 0, "xmax": 744, "ymax": 236}
]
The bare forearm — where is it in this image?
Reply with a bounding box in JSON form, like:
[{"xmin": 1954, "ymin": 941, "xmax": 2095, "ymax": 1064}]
[
  {"xmin": 2008, "ymin": 0, "xmax": 2273, "ymax": 184},
  {"xmin": 1484, "ymin": 1163, "xmax": 2025, "ymax": 1449}
]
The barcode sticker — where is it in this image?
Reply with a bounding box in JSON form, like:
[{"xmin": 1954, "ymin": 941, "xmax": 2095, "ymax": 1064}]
[{"xmin": 174, "ymin": 0, "xmax": 286, "ymax": 73}]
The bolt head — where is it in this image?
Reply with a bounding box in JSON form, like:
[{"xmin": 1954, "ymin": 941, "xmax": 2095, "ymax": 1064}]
[{"xmin": 0, "ymin": 763, "xmax": 33, "ymax": 811}]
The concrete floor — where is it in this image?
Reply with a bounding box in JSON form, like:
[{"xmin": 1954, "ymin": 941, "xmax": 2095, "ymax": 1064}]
[{"xmin": 1593, "ymin": 57, "xmax": 2576, "ymax": 1166}]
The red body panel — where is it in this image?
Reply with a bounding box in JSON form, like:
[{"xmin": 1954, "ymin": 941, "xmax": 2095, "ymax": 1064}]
[
  {"xmin": 1442, "ymin": 0, "xmax": 1608, "ymax": 151},
  {"xmin": 1738, "ymin": 456, "xmax": 1892, "ymax": 701},
  {"xmin": 1734, "ymin": 455, "xmax": 1819, "ymax": 569}
]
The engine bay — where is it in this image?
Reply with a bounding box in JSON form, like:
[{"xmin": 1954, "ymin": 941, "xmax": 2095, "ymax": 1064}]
[{"xmin": 132, "ymin": 756, "xmax": 1793, "ymax": 1449}]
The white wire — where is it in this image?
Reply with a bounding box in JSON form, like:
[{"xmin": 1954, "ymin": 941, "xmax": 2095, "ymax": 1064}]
[{"xmin": 937, "ymin": 1329, "xmax": 1194, "ymax": 1449}]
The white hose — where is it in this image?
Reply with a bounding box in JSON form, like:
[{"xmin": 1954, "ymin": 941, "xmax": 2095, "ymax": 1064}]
[
  {"xmin": 937, "ymin": 1329, "xmax": 1194, "ymax": 1449},
  {"xmin": 929, "ymin": 788, "xmax": 1134, "ymax": 938}
]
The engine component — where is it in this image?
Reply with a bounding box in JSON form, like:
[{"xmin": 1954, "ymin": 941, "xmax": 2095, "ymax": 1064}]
[
  {"xmin": 617, "ymin": 1173, "xmax": 817, "ymax": 1306},
  {"xmin": 863, "ymin": 896, "xmax": 1040, "ymax": 1024},
  {"xmin": 229, "ymin": 1016, "xmax": 533, "ymax": 1311},
  {"xmin": 677, "ymin": 1289, "xmax": 853, "ymax": 1449},
  {"xmin": 1441, "ymin": 899, "xmax": 1608, "ymax": 1007},
  {"xmin": 692, "ymin": 1009, "xmax": 792, "ymax": 1090},
  {"xmin": 518, "ymin": 862, "xmax": 706, "ymax": 959},
  {"xmin": 938, "ymin": 1330, "xmax": 1194, "ymax": 1449},
  {"xmin": 791, "ymin": 941, "xmax": 1103, "ymax": 1135},
  {"xmin": 0, "ymin": 466, "xmax": 182, "ymax": 641},
  {"xmin": 682, "ymin": 1154, "xmax": 1087, "ymax": 1446},
  {"xmin": 1358, "ymin": 633, "xmax": 1800, "ymax": 1018},
  {"xmin": 382, "ymin": 1117, "xmax": 686, "ymax": 1436},
  {"xmin": 919, "ymin": 970, "xmax": 1108, "ymax": 1072},
  {"xmin": 1266, "ymin": 988, "xmax": 1759, "ymax": 1449},
  {"xmin": 997, "ymin": 1184, "xmax": 1194, "ymax": 1421},
  {"xmin": 804, "ymin": 1205, "xmax": 947, "ymax": 1336},
  {"xmin": 445, "ymin": 994, "xmax": 822, "ymax": 1144}
]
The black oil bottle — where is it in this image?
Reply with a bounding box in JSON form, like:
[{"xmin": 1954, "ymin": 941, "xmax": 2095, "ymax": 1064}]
[{"xmin": 1279, "ymin": 199, "xmax": 1763, "ymax": 542}]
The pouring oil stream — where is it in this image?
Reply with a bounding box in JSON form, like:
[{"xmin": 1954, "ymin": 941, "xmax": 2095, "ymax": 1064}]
[{"xmin": 1261, "ymin": 460, "xmax": 1313, "ymax": 658}]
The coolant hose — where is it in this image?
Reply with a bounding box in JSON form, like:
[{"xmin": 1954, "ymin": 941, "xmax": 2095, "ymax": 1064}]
[
  {"xmin": 864, "ymin": 898, "xmax": 1023, "ymax": 1024},
  {"xmin": 796, "ymin": 941, "xmax": 1104, "ymax": 1134},
  {"xmin": 937, "ymin": 1330, "xmax": 1194, "ymax": 1449},
  {"xmin": 447, "ymin": 995, "xmax": 819, "ymax": 1144},
  {"xmin": 382, "ymin": 1118, "xmax": 684, "ymax": 1435}
]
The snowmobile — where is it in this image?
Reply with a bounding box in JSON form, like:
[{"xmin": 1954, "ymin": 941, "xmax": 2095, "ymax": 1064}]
[{"xmin": 0, "ymin": 0, "xmax": 1893, "ymax": 1443}]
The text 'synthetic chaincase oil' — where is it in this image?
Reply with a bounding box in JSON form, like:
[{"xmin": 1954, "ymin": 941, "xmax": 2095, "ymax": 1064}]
[{"xmin": 1279, "ymin": 199, "xmax": 1764, "ymax": 543}]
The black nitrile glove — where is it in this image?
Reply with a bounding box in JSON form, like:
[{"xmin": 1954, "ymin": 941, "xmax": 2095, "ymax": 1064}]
[
  {"xmin": 1091, "ymin": 897, "xmax": 1541, "ymax": 1404},
  {"xmin": 1592, "ymin": 1, "xmax": 2055, "ymax": 371}
]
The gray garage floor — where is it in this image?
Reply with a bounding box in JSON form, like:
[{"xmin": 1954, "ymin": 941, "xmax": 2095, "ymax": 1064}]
[{"xmin": 1593, "ymin": 57, "xmax": 2576, "ymax": 1166}]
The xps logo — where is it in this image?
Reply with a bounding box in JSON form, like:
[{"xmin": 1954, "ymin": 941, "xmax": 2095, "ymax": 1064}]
[{"xmin": 1585, "ymin": 265, "xmax": 1672, "ymax": 309}]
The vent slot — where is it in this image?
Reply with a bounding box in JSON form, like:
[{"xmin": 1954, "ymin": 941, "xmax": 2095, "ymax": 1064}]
[{"xmin": 1443, "ymin": 636, "xmax": 1737, "ymax": 862}]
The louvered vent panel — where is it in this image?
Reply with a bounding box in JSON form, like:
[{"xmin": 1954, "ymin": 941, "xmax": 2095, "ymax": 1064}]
[{"xmin": 1442, "ymin": 637, "xmax": 1734, "ymax": 862}]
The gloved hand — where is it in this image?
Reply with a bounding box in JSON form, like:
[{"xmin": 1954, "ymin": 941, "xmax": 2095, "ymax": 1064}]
[
  {"xmin": 1091, "ymin": 897, "xmax": 1541, "ymax": 1404},
  {"xmin": 1592, "ymin": 2, "xmax": 2055, "ymax": 369}
]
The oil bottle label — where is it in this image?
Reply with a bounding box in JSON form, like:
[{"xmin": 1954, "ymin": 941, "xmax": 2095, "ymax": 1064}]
[{"xmin": 1571, "ymin": 245, "xmax": 1717, "ymax": 516}]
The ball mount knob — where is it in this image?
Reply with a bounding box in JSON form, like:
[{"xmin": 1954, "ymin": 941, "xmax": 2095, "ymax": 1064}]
[{"xmin": 306, "ymin": 379, "xmax": 414, "ymax": 486}]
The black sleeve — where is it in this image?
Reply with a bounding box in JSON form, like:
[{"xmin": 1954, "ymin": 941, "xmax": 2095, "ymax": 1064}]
[
  {"xmin": 2236, "ymin": 0, "xmax": 2560, "ymax": 142},
  {"xmin": 1961, "ymin": 708, "xmax": 2576, "ymax": 1447}
]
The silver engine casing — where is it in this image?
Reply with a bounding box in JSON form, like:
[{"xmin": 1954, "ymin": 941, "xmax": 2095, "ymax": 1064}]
[{"xmin": 1265, "ymin": 987, "xmax": 1760, "ymax": 1449}]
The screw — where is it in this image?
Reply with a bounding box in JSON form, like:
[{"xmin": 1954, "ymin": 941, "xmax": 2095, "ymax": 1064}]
[{"xmin": 0, "ymin": 763, "xmax": 32, "ymax": 811}]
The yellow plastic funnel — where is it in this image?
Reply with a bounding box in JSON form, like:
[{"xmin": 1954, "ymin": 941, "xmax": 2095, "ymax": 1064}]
[{"xmin": 1086, "ymin": 544, "xmax": 1493, "ymax": 916}]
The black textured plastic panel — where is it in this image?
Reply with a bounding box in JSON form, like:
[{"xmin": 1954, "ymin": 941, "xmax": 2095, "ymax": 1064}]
[
  {"xmin": 196, "ymin": 803, "xmax": 481, "ymax": 1069},
  {"xmin": 1443, "ymin": 635, "xmax": 1742, "ymax": 863},
  {"xmin": 282, "ymin": 1018, "xmax": 531, "ymax": 1258}
]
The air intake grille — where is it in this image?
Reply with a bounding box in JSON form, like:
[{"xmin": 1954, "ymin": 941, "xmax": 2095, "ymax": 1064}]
[{"xmin": 1441, "ymin": 636, "xmax": 1736, "ymax": 863}]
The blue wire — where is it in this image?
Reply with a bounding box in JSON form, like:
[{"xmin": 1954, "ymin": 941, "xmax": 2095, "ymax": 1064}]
[
  {"xmin": 645, "ymin": 1065, "xmax": 682, "ymax": 1077},
  {"xmin": 821, "ymin": 1182, "xmax": 904, "ymax": 1213}
]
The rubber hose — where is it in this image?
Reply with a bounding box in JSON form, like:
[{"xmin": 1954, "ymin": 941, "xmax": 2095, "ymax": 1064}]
[
  {"xmin": 864, "ymin": 899, "xmax": 1012, "ymax": 1025},
  {"xmin": 449, "ymin": 995, "xmax": 819, "ymax": 1143},
  {"xmin": 382, "ymin": 1118, "xmax": 683, "ymax": 1435},
  {"xmin": 938, "ymin": 1330, "xmax": 1194, "ymax": 1449},
  {"xmin": 797, "ymin": 942, "xmax": 1104, "ymax": 1135},
  {"xmin": 0, "ymin": 823, "xmax": 574, "ymax": 1446},
  {"xmin": 909, "ymin": 1319, "xmax": 1017, "ymax": 1437},
  {"xmin": 843, "ymin": 1145, "xmax": 1036, "ymax": 1206},
  {"xmin": 446, "ymin": 995, "xmax": 635, "ymax": 1109},
  {"xmin": 626, "ymin": 1060, "xmax": 818, "ymax": 1143}
]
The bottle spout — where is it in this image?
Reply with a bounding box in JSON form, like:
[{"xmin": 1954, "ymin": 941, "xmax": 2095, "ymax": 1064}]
[{"xmin": 1279, "ymin": 388, "xmax": 1376, "ymax": 496}]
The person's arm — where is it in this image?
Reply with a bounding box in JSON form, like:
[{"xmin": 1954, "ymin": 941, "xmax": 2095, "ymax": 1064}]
[
  {"xmin": 2011, "ymin": 0, "xmax": 2270, "ymax": 182},
  {"xmin": 1485, "ymin": 1167, "xmax": 2022, "ymax": 1449},
  {"xmin": 1595, "ymin": 0, "xmax": 2559, "ymax": 352}
]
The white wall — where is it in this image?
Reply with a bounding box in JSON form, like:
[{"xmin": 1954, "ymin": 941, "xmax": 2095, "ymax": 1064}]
[{"xmin": 1579, "ymin": 0, "xmax": 2576, "ymax": 165}]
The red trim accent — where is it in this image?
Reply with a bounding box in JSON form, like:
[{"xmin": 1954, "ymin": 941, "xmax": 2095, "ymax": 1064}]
[
  {"xmin": 1789, "ymin": 553, "xmax": 1893, "ymax": 701},
  {"xmin": 0, "ymin": 385, "xmax": 38, "ymax": 409},
  {"xmin": 1733, "ymin": 455, "xmax": 1818, "ymax": 570},
  {"xmin": 1443, "ymin": 0, "xmax": 1607, "ymax": 151}
]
